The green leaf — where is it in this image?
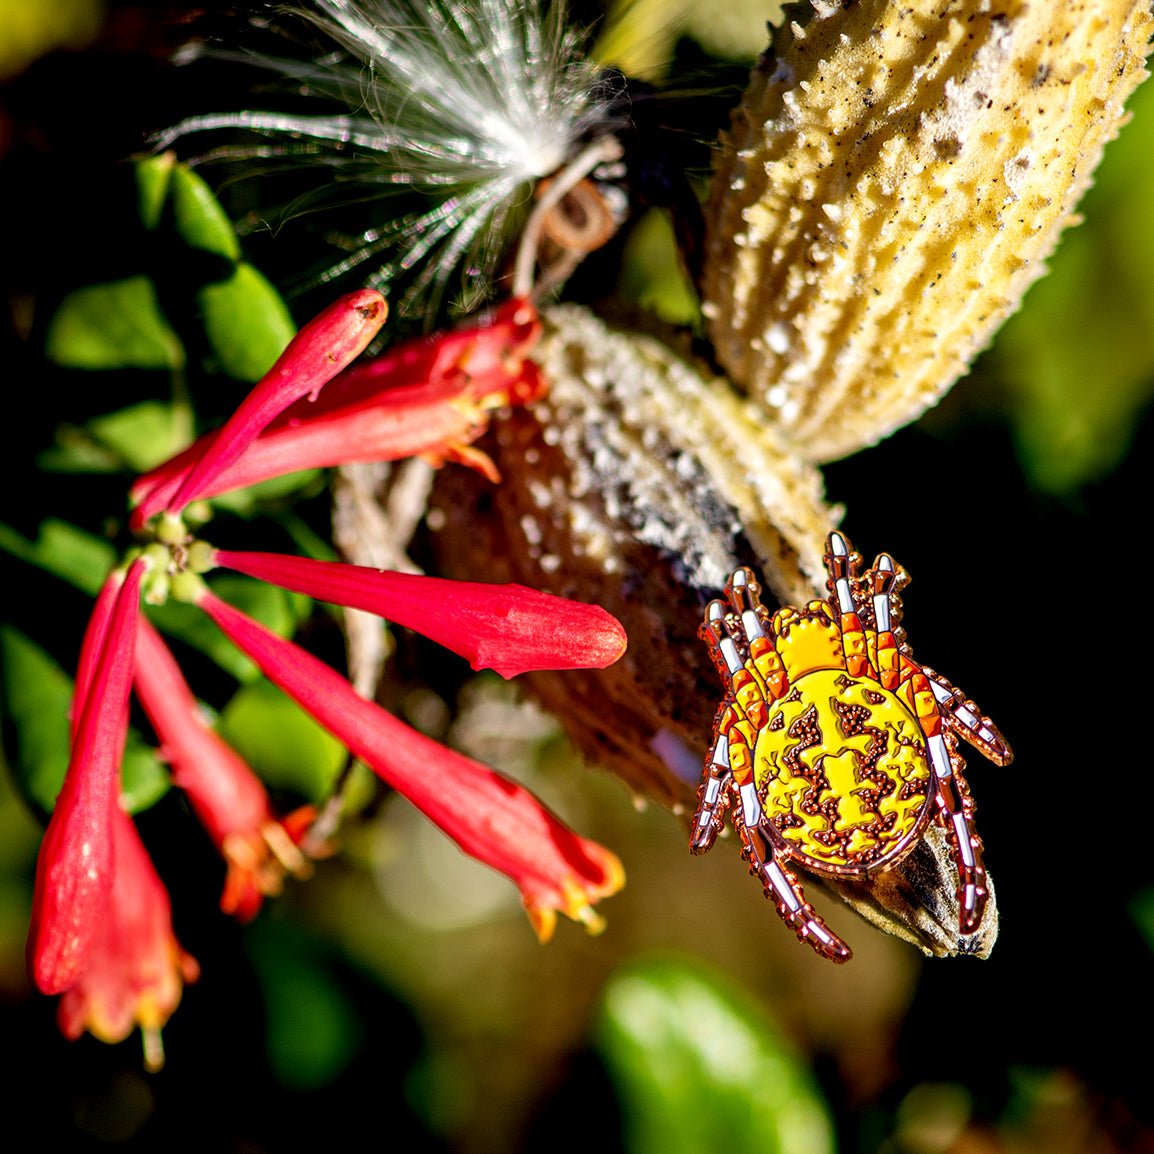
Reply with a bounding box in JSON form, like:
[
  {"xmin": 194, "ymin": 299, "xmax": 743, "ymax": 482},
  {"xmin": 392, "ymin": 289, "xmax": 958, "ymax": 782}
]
[
  {"xmin": 595, "ymin": 958, "xmax": 836, "ymax": 1154},
  {"xmin": 246, "ymin": 922, "xmax": 363, "ymax": 1090},
  {"xmin": 199, "ymin": 262, "xmax": 296, "ymax": 382},
  {"xmin": 0, "ymin": 628, "xmax": 169, "ymax": 816},
  {"xmin": 218, "ymin": 679, "xmax": 345, "ymax": 803},
  {"xmin": 45, "ymin": 275, "xmax": 185, "ymax": 371},
  {"xmin": 992, "ymin": 79, "xmax": 1154, "ymax": 494},
  {"xmin": 120, "ymin": 742, "xmax": 171, "ymax": 814},
  {"xmin": 88, "ymin": 401, "xmax": 192, "ymax": 472},
  {"xmin": 0, "ymin": 518, "xmax": 116, "ymax": 597},
  {"xmin": 170, "ymin": 163, "xmax": 241, "ymax": 261},
  {"xmin": 136, "ymin": 151, "xmax": 176, "ymax": 231},
  {"xmin": 1130, "ymin": 887, "xmax": 1154, "ymax": 952},
  {"xmin": 618, "ymin": 209, "xmax": 700, "ymax": 327},
  {"xmin": 0, "ymin": 628, "xmax": 73, "ymax": 814},
  {"xmin": 208, "ymin": 468, "xmax": 327, "ymax": 516},
  {"xmin": 146, "ymin": 576, "xmax": 309, "ymax": 683}
]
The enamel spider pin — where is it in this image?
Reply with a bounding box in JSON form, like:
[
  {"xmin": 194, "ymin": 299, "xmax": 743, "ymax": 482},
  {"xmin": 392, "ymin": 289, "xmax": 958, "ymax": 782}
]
[{"xmin": 691, "ymin": 531, "xmax": 1012, "ymax": 962}]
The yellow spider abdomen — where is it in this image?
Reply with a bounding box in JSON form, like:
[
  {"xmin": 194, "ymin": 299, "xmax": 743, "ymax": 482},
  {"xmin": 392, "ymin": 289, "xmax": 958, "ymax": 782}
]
[{"xmin": 755, "ymin": 670, "xmax": 933, "ymax": 873}]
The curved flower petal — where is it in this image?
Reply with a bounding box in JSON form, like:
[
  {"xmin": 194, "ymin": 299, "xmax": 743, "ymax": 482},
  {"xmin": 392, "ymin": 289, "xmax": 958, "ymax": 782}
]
[
  {"xmin": 70, "ymin": 569, "xmax": 123, "ymax": 741},
  {"xmin": 132, "ymin": 618, "xmax": 313, "ymax": 922},
  {"xmin": 164, "ymin": 288, "xmax": 387, "ymax": 517},
  {"xmin": 28, "ymin": 558, "xmax": 147, "ymax": 994},
  {"xmin": 129, "ymin": 297, "xmax": 540, "ymax": 527},
  {"xmin": 196, "ymin": 589, "xmax": 624, "ymax": 939},
  {"xmin": 212, "ymin": 550, "xmax": 628, "ymax": 678},
  {"xmin": 57, "ymin": 809, "xmax": 199, "ymax": 1072}
]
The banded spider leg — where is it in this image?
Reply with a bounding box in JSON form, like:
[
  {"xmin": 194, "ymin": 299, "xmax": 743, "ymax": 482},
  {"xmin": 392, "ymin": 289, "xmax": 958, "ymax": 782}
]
[{"xmin": 692, "ymin": 569, "xmax": 852, "ymax": 963}]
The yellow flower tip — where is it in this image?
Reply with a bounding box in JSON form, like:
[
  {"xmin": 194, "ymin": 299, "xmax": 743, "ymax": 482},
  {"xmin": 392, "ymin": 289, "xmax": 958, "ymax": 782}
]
[
  {"xmin": 524, "ymin": 854, "xmax": 626, "ymax": 942},
  {"xmin": 526, "ymin": 903, "xmax": 558, "ymax": 944},
  {"xmin": 576, "ymin": 904, "xmax": 608, "ymax": 937},
  {"xmin": 593, "ymin": 849, "xmax": 627, "ymax": 902}
]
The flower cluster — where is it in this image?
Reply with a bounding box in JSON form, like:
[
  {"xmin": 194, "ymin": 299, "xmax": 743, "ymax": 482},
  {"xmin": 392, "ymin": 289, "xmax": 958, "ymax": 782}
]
[{"xmin": 29, "ymin": 289, "xmax": 628, "ymax": 1067}]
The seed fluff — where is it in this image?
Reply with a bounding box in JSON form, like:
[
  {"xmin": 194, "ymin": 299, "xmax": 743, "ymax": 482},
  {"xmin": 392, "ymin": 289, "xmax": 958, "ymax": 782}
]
[{"xmin": 156, "ymin": 0, "xmax": 623, "ymax": 319}]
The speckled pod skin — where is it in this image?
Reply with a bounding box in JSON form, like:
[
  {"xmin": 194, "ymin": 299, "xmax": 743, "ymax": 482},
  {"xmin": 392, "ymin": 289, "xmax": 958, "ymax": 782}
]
[
  {"xmin": 702, "ymin": 0, "xmax": 1154, "ymax": 461},
  {"xmin": 429, "ymin": 304, "xmax": 838, "ymax": 809}
]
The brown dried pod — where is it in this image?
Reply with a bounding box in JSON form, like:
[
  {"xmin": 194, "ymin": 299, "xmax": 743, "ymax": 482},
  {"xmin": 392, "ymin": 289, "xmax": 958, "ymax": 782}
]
[
  {"xmin": 702, "ymin": 0, "xmax": 1154, "ymax": 461},
  {"xmin": 429, "ymin": 303, "xmax": 837, "ymax": 808},
  {"xmin": 427, "ymin": 304, "xmax": 993, "ymax": 956}
]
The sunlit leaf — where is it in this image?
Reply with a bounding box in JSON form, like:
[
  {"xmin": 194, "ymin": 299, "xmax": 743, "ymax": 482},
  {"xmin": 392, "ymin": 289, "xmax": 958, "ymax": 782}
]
[
  {"xmin": 991, "ymin": 80, "xmax": 1154, "ymax": 494},
  {"xmin": 596, "ymin": 958, "xmax": 836, "ymax": 1154},
  {"xmin": 146, "ymin": 576, "xmax": 310, "ymax": 683},
  {"xmin": 88, "ymin": 401, "xmax": 192, "ymax": 473},
  {"xmin": 45, "ymin": 276, "xmax": 185, "ymax": 371},
  {"xmin": 218, "ymin": 679, "xmax": 345, "ymax": 803},
  {"xmin": 170, "ymin": 162, "xmax": 241, "ymax": 261},
  {"xmin": 136, "ymin": 152, "xmax": 176, "ymax": 232},
  {"xmin": 618, "ymin": 209, "xmax": 699, "ymax": 327},
  {"xmin": 199, "ymin": 262, "xmax": 297, "ymax": 382}
]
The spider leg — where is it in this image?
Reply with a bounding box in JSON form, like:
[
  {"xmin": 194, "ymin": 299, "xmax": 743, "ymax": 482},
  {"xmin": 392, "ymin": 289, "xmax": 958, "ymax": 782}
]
[
  {"xmin": 735, "ymin": 811, "xmax": 853, "ymax": 963},
  {"xmin": 925, "ymin": 670, "xmax": 1013, "ymax": 766},
  {"xmin": 826, "ymin": 531, "xmax": 869, "ymax": 678},
  {"xmin": 691, "ymin": 710, "xmax": 734, "ymax": 853},
  {"xmin": 692, "ymin": 600, "xmax": 747, "ymax": 853},
  {"xmin": 925, "ymin": 727, "xmax": 989, "ymax": 934},
  {"xmin": 870, "ymin": 552, "xmax": 903, "ymax": 690},
  {"xmin": 692, "ymin": 576, "xmax": 779, "ymax": 852}
]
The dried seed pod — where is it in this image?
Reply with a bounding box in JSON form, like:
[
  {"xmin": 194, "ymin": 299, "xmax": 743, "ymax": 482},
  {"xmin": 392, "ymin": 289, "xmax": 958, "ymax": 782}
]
[
  {"xmin": 427, "ymin": 304, "xmax": 992, "ymax": 956},
  {"xmin": 702, "ymin": 0, "xmax": 1154, "ymax": 461},
  {"xmin": 429, "ymin": 303, "xmax": 838, "ymax": 808}
]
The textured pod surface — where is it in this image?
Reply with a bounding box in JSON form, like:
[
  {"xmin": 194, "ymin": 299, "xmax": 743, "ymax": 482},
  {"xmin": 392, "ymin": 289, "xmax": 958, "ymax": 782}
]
[
  {"xmin": 429, "ymin": 303, "xmax": 838, "ymax": 808},
  {"xmin": 702, "ymin": 0, "xmax": 1154, "ymax": 461},
  {"xmin": 427, "ymin": 304, "xmax": 992, "ymax": 956}
]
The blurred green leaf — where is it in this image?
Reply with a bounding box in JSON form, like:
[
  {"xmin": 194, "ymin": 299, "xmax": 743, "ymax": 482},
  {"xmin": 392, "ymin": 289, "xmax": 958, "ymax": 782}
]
[
  {"xmin": 170, "ymin": 163, "xmax": 241, "ymax": 261},
  {"xmin": 618, "ymin": 209, "xmax": 700, "ymax": 326},
  {"xmin": 87, "ymin": 401, "xmax": 192, "ymax": 472},
  {"xmin": 218, "ymin": 679, "xmax": 345, "ymax": 802},
  {"xmin": 0, "ymin": 628, "xmax": 169, "ymax": 816},
  {"xmin": 136, "ymin": 152, "xmax": 176, "ymax": 231},
  {"xmin": 120, "ymin": 742, "xmax": 171, "ymax": 814},
  {"xmin": 146, "ymin": 576, "xmax": 310, "ymax": 683},
  {"xmin": 992, "ymin": 80, "xmax": 1154, "ymax": 493},
  {"xmin": 0, "ymin": 518, "xmax": 116, "ymax": 597},
  {"xmin": 246, "ymin": 921, "xmax": 363, "ymax": 1090},
  {"xmin": 0, "ymin": 628, "xmax": 73, "ymax": 815},
  {"xmin": 45, "ymin": 276, "xmax": 185, "ymax": 371},
  {"xmin": 1130, "ymin": 887, "xmax": 1154, "ymax": 952},
  {"xmin": 199, "ymin": 262, "xmax": 296, "ymax": 382},
  {"xmin": 0, "ymin": 0, "xmax": 103, "ymax": 81},
  {"xmin": 208, "ymin": 468, "xmax": 327, "ymax": 517},
  {"xmin": 596, "ymin": 958, "xmax": 835, "ymax": 1154}
]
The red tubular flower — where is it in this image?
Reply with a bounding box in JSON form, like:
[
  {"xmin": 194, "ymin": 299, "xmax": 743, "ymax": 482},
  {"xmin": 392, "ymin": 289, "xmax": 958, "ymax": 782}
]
[
  {"xmin": 196, "ymin": 589, "xmax": 624, "ymax": 941},
  {"xmin": 70, "ymin": 568, "xmax": 123, "ymax": 738},
  {"xmin": 28, "ymin": 558, "xmax": 147, "ymax": 995},
  {"xmin": 129, "ymin": 298, "xmax": 540, "ymax": 526},
  {"xmin": 57, "ymin": 808, "xmax": 199, "ymax": 1072},
  {"xmin": 163, "ymin": 288, "xmax": 388, "ymax": 518},
  {"xmin": 132, "ymin": 617, "xmax": 314, "ymax": 922},
  {"xmin": 212, "ymin": 550, "xmax": 627, "ymax": 679}
]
